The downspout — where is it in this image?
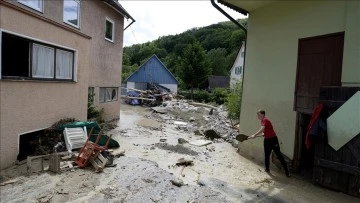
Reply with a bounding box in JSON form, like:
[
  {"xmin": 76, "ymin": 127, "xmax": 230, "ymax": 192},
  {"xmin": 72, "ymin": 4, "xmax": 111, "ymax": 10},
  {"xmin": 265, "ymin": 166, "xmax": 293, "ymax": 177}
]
[{"xmin": 211, "ymin": 0, "xmax": 248, "ymax": 123}]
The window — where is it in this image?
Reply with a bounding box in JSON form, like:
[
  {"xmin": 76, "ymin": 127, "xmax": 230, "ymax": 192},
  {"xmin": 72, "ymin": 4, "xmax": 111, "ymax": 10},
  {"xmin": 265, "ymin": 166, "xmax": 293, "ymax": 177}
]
[
  {"xmin": 1, "ymin": 32, "xmax": 75, "ymax": 81},
  {"xmin": 105, "ymin": 18, "xmax": 114, "ymax": 42},
  {"xmin": 235, "ymin": 66, "xmax": 242, "ymax": 75},
  {"xmin": 88, "ymin": 87, "xmax": 95, "ymax": 103},
  {"xmin": 241, "ymin": 52, "xmax": 245, "ymax": 58},
  {"xmin": 64, "ymin": 0, "xmax": 80, "ymax": 28},
  {"xmin": 99, "ymin": 87, "xmax": 118, "ymax": 103},
  {"xmin": 18, "ymin": 0, "xmax": 43, "ymax": 12}
]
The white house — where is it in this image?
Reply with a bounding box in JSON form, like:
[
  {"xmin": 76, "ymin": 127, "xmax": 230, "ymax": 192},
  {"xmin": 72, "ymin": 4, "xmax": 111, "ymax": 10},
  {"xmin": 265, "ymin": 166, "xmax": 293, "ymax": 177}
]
[{"xmin": 229, "ymin": 42, "xmax": 245, "ymax": 89}]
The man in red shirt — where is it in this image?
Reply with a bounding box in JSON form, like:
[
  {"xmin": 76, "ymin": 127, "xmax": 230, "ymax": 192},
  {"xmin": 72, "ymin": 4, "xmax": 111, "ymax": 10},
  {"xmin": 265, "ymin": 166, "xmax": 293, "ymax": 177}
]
[{"xmin": 249, "ymin": 110, "xmax": 290, "ymax": 177}]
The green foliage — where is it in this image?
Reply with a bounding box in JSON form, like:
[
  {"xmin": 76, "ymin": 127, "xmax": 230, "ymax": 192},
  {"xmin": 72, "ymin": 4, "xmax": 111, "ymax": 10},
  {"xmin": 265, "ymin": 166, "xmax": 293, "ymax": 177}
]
[
  {"xmin": 226, "ymin": 81, "xmax": 243, "ymax": 121},
  {"xmin": 180, "ymin": 41, "xmax": 211, "ymax": 90},
  {"xmin": 87, "ymin": 91, "xmax": 105, "ymax": 123},
  {"xmin": 178, "ymin": 90, "xmax": 211, "ymax": 103},
  {"xmin": 211, "ymin": 88, "xmax": 229, "ymax": 105},
  {"xmin": 123, "ymin": 19, "xmax": 247, "ymax": 89}
]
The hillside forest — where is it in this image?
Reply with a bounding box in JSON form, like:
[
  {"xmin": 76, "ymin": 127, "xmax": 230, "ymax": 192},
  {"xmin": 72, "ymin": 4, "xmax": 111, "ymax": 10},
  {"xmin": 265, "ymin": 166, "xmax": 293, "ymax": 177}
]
[{"xmin": 122, "ymin": 19, "xmax": 247, "ymax": 90}]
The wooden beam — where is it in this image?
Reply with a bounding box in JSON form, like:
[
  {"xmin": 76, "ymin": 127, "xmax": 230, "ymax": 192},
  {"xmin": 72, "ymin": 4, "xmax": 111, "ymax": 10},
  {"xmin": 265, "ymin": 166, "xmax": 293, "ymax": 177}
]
[{"xmin": 315, "ymin": 158, "xmax": 360, "ymax": 176}]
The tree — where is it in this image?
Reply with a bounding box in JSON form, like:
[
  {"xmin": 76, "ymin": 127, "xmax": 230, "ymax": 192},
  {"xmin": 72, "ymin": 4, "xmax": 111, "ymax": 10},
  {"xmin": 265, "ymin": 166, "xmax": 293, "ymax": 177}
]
[
  {"xmin": 226, "ymin": 80, "xmax": 242, "ymax": 122},
  {"xmin": 180, "ymin": 41, "xmax": 211, "ymax": 98},
  {"xmin": 206, "ymin": 48, "xmax": 228, "ymax": 76}
]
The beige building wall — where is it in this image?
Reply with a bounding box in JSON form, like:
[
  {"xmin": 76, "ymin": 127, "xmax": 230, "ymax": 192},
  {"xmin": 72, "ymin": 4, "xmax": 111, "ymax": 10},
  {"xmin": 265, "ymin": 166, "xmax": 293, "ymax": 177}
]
[
  {"xmin": 342, "ymin": 1, "xmax": 360, "ymax": 86},
  {"xmin": 238, "ymin": 0, "xmax": 349, "ymax": 163},
  {"xmin": 82, "ymin": 1, "xmax": 125, "ymax": 120},
  {"xmin": 0, "ymin": 5, "xmax": 90, "ymax": 168}
]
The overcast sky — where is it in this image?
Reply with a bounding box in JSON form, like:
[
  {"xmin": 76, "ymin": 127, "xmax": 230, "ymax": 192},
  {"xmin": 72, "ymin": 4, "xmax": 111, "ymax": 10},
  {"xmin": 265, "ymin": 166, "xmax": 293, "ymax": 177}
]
[{"xmin": 120, "ymin": 0, "xmax": 246, "ymax": 47}]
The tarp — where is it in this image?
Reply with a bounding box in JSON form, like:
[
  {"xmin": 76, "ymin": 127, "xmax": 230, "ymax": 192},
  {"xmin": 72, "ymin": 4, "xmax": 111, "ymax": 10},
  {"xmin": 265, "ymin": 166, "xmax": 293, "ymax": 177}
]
[
  {"xmin": 57, "ymin": 121, "xmax": 120, "ymax": 149},
  {"xmin": 127, "ymin": 91, "xmax": 141, "ymax": 105}
]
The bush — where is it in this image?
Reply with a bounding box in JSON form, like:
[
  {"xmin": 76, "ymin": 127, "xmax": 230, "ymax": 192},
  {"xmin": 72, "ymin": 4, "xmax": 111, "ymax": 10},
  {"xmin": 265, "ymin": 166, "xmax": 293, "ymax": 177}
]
[
  {"xmin": 87, "ymin": 91, "xmax": 105, "ymax": 123},
  {"xmin": 211, "ymin": 88, "xmax": 229, "ymax": 105},
  {"xmin": 226, "ymin": 81, "xmax": 242, "ymax": 121}
]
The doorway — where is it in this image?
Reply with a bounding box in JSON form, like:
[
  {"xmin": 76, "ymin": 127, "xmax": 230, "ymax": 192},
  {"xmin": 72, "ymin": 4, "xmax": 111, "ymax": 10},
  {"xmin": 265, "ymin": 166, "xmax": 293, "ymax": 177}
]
[{"xmin": 293, "ymin": 32, "xmax": 344, "ymax": 173}]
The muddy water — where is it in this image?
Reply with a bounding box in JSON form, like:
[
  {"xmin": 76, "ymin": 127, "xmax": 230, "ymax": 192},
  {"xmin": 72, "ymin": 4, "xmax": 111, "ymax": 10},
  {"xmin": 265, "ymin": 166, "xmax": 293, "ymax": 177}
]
[{"xmin": 113, "ymin": 104, "xmax": 358, "ymax": 203}]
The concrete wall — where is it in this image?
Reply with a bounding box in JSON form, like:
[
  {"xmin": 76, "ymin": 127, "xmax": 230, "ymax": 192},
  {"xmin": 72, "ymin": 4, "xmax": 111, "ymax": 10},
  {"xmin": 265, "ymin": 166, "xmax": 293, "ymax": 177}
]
[
  {"xmin": 82, "ymin": 0, "xmax": 124, "ymax": 121},
  {"xmin": 0, "ymin": 4, "xmax": 90, "ymax": 168},
  {"xmin": 239, "ymin": 0, "xmax": 349, "ymax": 163},
  {"xmin": 342, "ymin": 1, "xmax": 360, "ymax": 86},
  {"xmin": 230, "ymin": 44, "xmax": 244, "ymax": 89}
]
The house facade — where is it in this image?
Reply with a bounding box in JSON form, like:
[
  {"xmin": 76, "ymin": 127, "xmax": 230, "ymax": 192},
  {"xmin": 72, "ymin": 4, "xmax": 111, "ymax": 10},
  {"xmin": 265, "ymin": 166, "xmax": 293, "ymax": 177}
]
[
  {"xmin": 0, "ymin": 0, "xmax": 133, "ymax": 169},
  {"xmin": 229, "ymin": 42, "xmax": 245, "ymax": 89},
  {"xmin": 217, "ymin": 0, "xmax": 359, "ymax": 168},
  {"xmin": 126, "ymin": 55, "xmax": 178, "ymax": 93}
]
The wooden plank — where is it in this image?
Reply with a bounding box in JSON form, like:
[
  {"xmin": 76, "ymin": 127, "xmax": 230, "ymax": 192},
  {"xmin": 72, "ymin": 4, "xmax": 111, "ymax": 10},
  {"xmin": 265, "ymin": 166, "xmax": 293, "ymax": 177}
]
[{"xmin": 315, "ymin": 158, "xmax": 360, "ymax": 176}]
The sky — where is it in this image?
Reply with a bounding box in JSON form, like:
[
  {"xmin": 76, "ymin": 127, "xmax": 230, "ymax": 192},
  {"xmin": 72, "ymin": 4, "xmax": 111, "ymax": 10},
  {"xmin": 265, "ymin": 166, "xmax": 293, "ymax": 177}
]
[{"xmin": 120, "ymin": 0, "xmax": 246, "ymax": 47}]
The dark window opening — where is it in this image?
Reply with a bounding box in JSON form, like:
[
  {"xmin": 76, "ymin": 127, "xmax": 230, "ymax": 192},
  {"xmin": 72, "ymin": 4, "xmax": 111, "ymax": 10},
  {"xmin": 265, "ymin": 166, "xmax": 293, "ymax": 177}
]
[
  {"xmin": 1, "ymin": 32, "xmax": 75, "ymax": 81},
  {"xmin": 2, "ymin": 33, "xmax": 30, "ymax": 77}
]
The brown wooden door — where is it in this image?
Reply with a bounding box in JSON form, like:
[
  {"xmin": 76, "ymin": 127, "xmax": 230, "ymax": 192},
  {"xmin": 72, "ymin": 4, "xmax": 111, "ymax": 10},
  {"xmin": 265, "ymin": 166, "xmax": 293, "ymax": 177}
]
[{"xmin": 295, "ymin": 32, "xmax": 344, "ymax": 114}]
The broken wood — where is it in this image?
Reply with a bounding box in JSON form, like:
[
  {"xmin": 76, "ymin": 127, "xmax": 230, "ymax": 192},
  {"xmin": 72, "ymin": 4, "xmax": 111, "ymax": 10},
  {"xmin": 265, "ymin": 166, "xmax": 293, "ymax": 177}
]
[
  {"xmin": 188, "ymin": 102, "xmax": 217, "ymax": 110},
  {"xmin": 120, "ymin": 95, "xmax": 156, "ymax": 101},
  {"xmin": 0, "ymin": 178, "xmax": 20, "ymax": 186}
]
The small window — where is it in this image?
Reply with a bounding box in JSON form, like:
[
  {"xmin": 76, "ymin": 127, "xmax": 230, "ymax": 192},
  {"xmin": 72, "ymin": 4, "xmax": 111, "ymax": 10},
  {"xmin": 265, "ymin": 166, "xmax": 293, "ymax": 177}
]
[
  {"xmin": 241, "ymin": 52, "xmax": 245, "ymax": 58},
  {"xmin": 105, "ymin": 18, "xmax": 114, "ymax": 42},
  {"xmin": 235, "ymin": 66, "xmax": 242, "ymax": 75},
  {"xmin": 88, "ymin": 87, "xmax": 95, "ymax": 103},
  {"xmin": 64, "ymin": 0, "xmax": 80, "ymax": 28},
  {"xmin": 99, "ymin": 87, "xmax": 118, "ymax": 103},
  {"xmin": 18, "ymin": 0, "xmax": 43, "ymax": 12},
  {"xmin": 99, "ymin": 88, "xmax": 105, "ymax": 103}
]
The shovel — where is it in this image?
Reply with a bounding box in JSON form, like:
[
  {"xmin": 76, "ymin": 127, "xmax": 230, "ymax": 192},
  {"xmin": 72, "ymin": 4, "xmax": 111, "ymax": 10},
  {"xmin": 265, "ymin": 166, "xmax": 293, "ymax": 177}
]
[{"xmin": 236, "ymin": 134, "xmax": 249, "ymax": 142}]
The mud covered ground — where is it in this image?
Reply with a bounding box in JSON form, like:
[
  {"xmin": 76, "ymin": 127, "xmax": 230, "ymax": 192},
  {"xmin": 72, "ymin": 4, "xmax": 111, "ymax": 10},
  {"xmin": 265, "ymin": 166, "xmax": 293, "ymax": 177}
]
[{"xmin": 0, "ymin": 101, "xmax": 358, "ymax": 203}]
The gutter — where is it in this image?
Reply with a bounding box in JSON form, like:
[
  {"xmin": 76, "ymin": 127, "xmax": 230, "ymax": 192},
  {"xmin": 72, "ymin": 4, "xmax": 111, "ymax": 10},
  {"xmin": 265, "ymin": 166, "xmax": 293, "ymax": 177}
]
[
  {"xmin": 103, "ymin": 0, "xmax": 135, "ymax": 31},
  {"xmin": 211, "ymin": 0, "xmax": 248, "ymax": 123}
]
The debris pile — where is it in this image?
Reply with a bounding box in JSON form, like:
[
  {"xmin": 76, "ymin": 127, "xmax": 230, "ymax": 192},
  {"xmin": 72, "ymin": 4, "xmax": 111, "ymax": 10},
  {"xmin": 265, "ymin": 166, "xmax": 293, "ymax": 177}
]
[
  {"xmin": 148, "ymin": 100, "xmax": 239, "ymax": 144},
  {"xmin": 122, "ymin": 85, "xmax": 177, "ymax": 107}
]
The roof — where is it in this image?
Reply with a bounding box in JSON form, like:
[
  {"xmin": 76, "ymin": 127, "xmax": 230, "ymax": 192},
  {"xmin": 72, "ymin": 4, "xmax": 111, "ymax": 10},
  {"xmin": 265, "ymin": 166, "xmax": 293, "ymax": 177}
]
[
  {"xmin": 218, "ymin": 0, "xmax": 276, "ymax": 15},
  {"xmin": 103, "ymin": 0, "xmax": 134, "ymax": 20},
  {"xmin": 208, "ymin": 76, "xmax": 230, "ymax": 89},
  {"xmin": 125, "ymin": 55, "xmax": 179, "ymax": 85}
]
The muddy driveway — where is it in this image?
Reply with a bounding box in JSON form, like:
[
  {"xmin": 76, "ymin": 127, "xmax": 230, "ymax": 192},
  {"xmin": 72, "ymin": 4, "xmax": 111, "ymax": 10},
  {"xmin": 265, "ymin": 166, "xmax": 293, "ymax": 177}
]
[{"xmin": 0, "ymin": 101, "xmax": 358, "ymax": 203}]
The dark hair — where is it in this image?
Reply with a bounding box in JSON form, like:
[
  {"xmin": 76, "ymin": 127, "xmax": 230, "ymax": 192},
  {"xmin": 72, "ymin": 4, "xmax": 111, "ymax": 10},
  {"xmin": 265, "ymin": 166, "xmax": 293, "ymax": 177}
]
[{"xmin": 257, "ymin": 109, "xmax": 265, "ymax": 115}]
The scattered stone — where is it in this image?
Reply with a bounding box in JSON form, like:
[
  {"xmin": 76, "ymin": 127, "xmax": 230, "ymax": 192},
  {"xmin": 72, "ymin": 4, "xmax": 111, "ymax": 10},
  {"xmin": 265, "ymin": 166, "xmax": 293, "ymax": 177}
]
[
  {"xmin": 197, "ymin": 180, "xmax": 206, "ymax": 186},
  {"xmin": 189, "ymin": 117, "xmax": 195, "ymax": 122},
  {"xmin": 204, "ymin": 129, "xmax": 221, "ymax": 140},
  {"xmin": 178, "ymin": 138, "xmax": 189, "ymax": 144},
  {"xmin": 170, "ymin": 179, "xmax": 184, "ymax": 187},
  {"xmin": 176, "ymin": 158, "xmax": 194, "ymax": 166},
  {"xmin": 160, "ymin": 138, "xmax": 167, "ymax": 142},
  {"xmin": 194, "ymin": 130, "xmax": 203, "ymax": 136}
]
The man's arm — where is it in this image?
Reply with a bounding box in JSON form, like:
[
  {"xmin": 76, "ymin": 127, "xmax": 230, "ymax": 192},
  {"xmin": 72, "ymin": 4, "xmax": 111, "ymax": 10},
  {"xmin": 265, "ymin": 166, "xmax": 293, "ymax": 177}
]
[{"xmin": 249, "ymin": 126, "xmax": 265, "ymax": 139}]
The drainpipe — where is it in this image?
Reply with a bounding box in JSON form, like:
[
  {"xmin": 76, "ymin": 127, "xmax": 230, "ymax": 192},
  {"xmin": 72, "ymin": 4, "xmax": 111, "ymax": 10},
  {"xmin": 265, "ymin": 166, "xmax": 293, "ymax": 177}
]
[{"xmin": 211, "ymin": 0, "xmax": 247, "ymax": 123}]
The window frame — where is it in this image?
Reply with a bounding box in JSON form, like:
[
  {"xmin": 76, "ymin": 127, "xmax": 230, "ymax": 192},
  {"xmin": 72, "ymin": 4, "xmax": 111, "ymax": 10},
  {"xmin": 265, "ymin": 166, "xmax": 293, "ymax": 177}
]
[
  {"xmin": 105, "ymin": 17, "xmax": 115, "ymax": 43},
  {"xmin": 63, "ymin": 0, "xmax": 81, "ymax": 29},
  {"xmin": 18, "ymin": 0, "xmax": 44, "ymax": 13},
  {"xmin": 0, "ymin": 30, "xmax": 77, "ymax": 82},
  {"xmin": 99, "ymin": 87, "xmax": 118, "ymax": 103}
]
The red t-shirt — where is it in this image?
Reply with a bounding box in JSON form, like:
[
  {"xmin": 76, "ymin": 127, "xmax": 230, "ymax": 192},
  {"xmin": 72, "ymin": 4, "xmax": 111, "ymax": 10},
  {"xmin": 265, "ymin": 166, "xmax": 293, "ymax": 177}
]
[{"xmin": 261, "ymin": 117, "xmax": 277, "ymax": 138}]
